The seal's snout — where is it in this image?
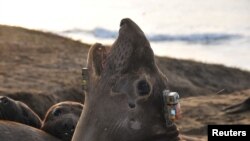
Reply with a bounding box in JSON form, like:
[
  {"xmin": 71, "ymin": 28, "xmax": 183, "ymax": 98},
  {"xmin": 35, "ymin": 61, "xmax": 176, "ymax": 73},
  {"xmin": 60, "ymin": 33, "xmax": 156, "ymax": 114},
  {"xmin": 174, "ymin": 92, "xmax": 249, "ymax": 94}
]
[
  {"xmin": 62, "ymin": 119, "xmax": 76, "ymax": 138},
  {"xmin": 0, "ymin": 96, "xmax": 9, "ymax": 105},
  {"xmin": 120, "ymin": 19, "xmax": 126, "ymax": 27},
  {"xmin": 63, "ymin": 122, "xmax": 75, "ymax": 133},
  {"xmin": 119, "ymin": 18, "xmax": 142, "ymax": 33},
  {"xmin": 62, "ymin": 118, "xmax": 76, "ymax": 131},
  {"xmin": 102, "ymin": 18, "xmax": 154, "ymax": 74},
  {"xmin": 120, "ymin": 18, "xmax": 131, "ymax": 27}
]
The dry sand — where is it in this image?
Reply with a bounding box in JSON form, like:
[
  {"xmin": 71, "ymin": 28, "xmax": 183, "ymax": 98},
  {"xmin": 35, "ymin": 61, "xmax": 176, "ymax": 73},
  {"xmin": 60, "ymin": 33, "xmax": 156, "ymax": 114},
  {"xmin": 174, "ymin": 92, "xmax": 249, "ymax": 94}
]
[{"xmin": 178, "ymin": 89, "xmax": 250, "ymax": 140}]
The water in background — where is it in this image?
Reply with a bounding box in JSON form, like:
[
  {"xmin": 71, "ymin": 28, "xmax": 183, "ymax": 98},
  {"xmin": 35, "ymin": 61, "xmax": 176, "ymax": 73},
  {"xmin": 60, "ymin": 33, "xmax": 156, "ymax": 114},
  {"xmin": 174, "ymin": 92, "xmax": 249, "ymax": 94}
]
[{"xmin": 0, "ymin": 0, "xmax": 250, "ymax": 70}]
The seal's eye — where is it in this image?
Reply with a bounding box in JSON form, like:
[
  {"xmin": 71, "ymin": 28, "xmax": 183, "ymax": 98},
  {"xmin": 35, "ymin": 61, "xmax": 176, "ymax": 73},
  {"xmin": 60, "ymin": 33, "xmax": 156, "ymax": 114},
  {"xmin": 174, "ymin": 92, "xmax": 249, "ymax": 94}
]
[
  {"xmin": 0, "ymin": 97, "xmax": 9, "ymax": 105},
  {"xmin": 137, "ymin": 80, "xmax": 151, "ymax": 96},
  {"xmin": 52, "ymin": 108, "xmax": 62, "ymax": 117}
]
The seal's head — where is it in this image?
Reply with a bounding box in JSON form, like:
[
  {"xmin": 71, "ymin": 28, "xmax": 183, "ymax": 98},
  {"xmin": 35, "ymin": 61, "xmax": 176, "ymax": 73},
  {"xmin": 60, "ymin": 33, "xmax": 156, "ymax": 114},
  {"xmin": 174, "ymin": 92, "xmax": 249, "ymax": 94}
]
[
  {"xmin": 41, "ymin": 101, "xmax": 83, "ymax": 141},
  {"xmin": 0, "ymin": 96, "xmax": 42, "ymax": 128},
  {"xmin": 73, "ymin": 18, "xmax": 180, "ymax": 141}
]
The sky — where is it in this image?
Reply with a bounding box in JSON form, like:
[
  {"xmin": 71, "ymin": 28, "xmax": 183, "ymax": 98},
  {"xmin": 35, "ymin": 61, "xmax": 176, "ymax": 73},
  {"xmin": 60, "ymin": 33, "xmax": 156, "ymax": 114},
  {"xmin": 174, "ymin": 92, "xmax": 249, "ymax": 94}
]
[
  {"xmin": 0, "ymin": 0, "xmax": 146, "ymax": 30},
  {"xmin": 1, "ymin": 0, "xmax": 250, "ymax": 70}
]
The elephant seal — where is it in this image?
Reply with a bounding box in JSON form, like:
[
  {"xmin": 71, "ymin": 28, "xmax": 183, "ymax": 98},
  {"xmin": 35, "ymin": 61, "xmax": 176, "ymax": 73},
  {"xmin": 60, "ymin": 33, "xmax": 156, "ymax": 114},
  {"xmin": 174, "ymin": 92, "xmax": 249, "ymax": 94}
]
[
  {"xmin": 72, "ymin": 18, "xmax": 180, "ymax": 141},
  {"xmin": 41, "ymin": 101, "xmax": 83, "ymax": 141},
  {"xmin": 224, "ymin": 97, "xmax": 250, "ymax": 114},
  {"xmin": 0, "ymin": 96, "xmax": 42, "ymax": 128},
  {"xmin": 0, "ymin": 120, "xmax": 60, "ymax": 141}
]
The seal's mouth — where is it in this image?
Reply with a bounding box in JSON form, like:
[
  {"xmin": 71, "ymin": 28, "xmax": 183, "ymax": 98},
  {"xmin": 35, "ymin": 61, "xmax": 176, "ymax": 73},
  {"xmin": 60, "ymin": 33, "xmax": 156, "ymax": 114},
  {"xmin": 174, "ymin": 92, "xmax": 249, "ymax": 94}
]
[
  {"xmin": 88, "ymin": 18, "xmax": 154, "ymax": 76},
  {"xmin": 63, "ymin": 128, "xmax": 75, "ymax": 137},
  {"xmin": 106, "ymin": 18, "xmax": 154, "ymax": 73},
  {"xmin": 60, "ymin": 126, "xmax": 75, "ymax": 140}
]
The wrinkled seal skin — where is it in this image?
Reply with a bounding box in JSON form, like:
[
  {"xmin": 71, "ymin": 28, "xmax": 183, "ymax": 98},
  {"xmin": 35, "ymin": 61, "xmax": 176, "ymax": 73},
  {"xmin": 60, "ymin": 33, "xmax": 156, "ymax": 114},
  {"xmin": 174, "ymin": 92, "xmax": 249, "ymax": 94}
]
[
  {"xmin": 0, "ymin": 96, "xmax": 42, "ymax": 128},
  {"xmin": 0, "ymin": 120, "xmax": 60, "ymax": 141},
  {"xmin": 72, "ymin": 18, "xmax": 180, "ymax": 141},
  {"xmin": 41, "ymin": 101, "xmax": 83, "ymax": 141}
]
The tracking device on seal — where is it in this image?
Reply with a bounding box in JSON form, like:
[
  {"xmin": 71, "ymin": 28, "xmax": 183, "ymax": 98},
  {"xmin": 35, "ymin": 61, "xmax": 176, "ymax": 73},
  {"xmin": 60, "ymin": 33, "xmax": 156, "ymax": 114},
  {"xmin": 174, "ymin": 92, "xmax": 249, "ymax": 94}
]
[
  {"xmin": 82, "ymin": 68, "xmax": 88, "ymax": 91},
  {"xmin": 163, "ymin": 90, "xmax": 181, "ymax": 126}
]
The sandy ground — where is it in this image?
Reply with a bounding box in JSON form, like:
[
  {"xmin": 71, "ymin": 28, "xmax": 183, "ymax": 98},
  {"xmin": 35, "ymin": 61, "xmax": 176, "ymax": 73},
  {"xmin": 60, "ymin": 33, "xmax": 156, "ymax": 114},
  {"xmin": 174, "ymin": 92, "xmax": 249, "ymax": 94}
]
[{"xmin": 177, "ymin": 89, "xmax": 250, "ymax": 140}]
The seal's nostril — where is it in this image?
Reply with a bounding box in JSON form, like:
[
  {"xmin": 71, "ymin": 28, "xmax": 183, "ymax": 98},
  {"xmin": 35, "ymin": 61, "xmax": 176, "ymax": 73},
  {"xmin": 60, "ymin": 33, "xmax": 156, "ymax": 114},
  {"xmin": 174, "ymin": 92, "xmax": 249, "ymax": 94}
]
[
  {"xmin": 128, "ymin": 103, "xmax": 136, "ymax": 109},
  {"xmin": 120, "ymin": 18, "xmax": 129, "ymax": 27},
  {"xmin": 120, "ymin": 20, "xmax": 126, "ymax": 27}
]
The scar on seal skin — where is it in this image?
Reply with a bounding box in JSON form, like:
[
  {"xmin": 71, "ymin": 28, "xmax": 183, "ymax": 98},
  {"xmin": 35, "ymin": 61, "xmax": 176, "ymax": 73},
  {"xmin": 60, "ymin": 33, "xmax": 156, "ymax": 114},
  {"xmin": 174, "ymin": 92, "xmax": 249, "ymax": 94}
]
[
  {"xmin": 223, "ymin": 97, "xmax": 250, "ymax": 114},
  {"xmin": 72, "ymin": 18, "xmax": 180, "ymax": 141},
  {"xmin": 41, "ymin": 101, "xmax": 83, "ymax": 141},
  {"xmin": 0, "ymin": 96, "xmax": 42, "ymax": 128},
  {"xmin": 0, "ymin": 121, "xmax": 60, "ymax": 141}
]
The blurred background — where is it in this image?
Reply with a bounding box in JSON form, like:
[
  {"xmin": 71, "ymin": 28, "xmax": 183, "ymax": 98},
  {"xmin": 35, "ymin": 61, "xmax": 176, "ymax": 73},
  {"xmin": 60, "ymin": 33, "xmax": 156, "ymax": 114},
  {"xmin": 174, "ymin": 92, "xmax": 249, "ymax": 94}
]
[{"xmin": 1, "ymin": 0, "xmax": 250, "ymax": 70}]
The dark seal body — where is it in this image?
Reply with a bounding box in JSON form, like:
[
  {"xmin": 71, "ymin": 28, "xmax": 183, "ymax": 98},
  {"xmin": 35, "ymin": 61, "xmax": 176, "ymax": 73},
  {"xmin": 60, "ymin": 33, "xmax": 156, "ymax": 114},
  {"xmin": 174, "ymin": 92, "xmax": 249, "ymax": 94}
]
[
  {"xmin": 0, "ymin": 96, "xmax": 42, "ymax": 128},
  {"xmin": 0, "ymin": 120, "xmax": 60, "ymax": 141}
]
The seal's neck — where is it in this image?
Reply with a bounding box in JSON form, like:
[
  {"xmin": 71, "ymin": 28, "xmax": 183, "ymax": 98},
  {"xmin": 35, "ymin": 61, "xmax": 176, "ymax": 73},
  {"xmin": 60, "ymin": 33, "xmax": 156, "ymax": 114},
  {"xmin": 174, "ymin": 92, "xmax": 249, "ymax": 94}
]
[{"xmin": 71, "ymin": 110, "xmax": 117, "ymax": 141}]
